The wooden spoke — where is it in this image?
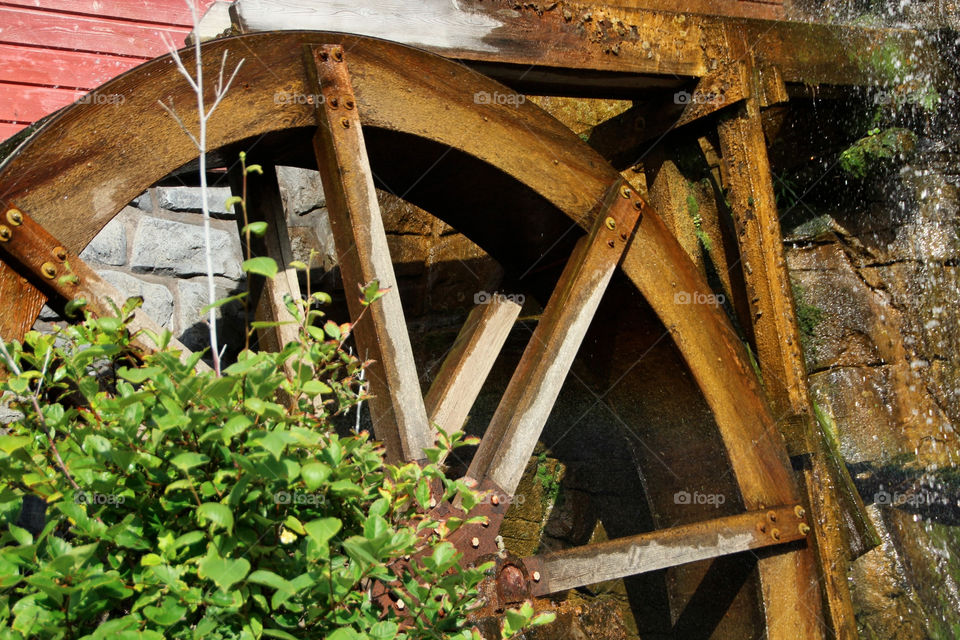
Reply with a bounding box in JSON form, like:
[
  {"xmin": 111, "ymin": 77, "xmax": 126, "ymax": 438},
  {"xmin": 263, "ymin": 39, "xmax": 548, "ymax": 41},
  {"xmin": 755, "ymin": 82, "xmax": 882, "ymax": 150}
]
[
  {"xmin": 229, "ymin": 164, "xmax": 302, "ymax": 354},
  {"xmin": 526, "ymin": 504, "xmax": 810, "ymax": 596},
  {"xmin": 0, "ymin": 205, "xmax": 205, "ymax": 368},
  {"xmin": 308, "ymin": 44, "xmax": 432, "ymax": 464},
  {"xmin": 424, "ymin": 295, "xmax": 522, "ymax": 438},
  {"xmin": 466, "ymin": 180, "xmax": 643, "ymax": 499}
]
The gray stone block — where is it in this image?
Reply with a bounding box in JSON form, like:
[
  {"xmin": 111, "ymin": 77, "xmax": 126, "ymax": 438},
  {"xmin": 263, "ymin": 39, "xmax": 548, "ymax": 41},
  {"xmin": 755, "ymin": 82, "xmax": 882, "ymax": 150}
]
[
  {"xmin": 156, "ymin": 186, "xmax": 234, "ymax": 216},
  {"xmin": 80, "ymin": 214, "xmax": 126, "ymax": 266},
  {"xmin": 98, "ymin": 270, "xmax": 174, "ymax": 329},
  {"xmin": 176, "ymin": 278, "xmax": 246, "ymax": 354},
  {"xmin": 130, "ymin": 217, "xmax": 242, "ymax": 280},
  {"xmin": 277, "ymin": 165, "xmax": 325, "ymax": 216}
]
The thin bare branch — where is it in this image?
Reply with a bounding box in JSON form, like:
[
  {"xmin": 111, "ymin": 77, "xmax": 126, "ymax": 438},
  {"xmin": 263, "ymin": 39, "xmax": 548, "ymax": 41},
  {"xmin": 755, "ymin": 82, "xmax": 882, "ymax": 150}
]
[{"xmin": 157, "ymin": 99, "xmax": 200, "ymax": 149}]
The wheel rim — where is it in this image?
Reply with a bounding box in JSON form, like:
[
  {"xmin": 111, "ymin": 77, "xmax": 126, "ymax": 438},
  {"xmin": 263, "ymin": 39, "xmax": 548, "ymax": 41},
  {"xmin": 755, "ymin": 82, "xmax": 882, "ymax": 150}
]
[{"xmin": 0, "ymin": 31, "xmax": 820, "ymax": 637}]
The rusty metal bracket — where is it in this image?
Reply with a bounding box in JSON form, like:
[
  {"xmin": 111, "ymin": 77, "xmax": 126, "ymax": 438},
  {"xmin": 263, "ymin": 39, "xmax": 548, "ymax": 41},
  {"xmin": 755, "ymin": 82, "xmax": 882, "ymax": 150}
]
[{"xmin": 0, "ymin": 205, "xmax": 206, "ymax": 367}]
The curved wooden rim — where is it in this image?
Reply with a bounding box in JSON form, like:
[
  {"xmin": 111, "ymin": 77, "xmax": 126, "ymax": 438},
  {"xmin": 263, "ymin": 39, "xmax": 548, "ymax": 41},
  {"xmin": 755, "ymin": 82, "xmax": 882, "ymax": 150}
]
[{"xmin": 0, "ymin": 31, "xmax": 797, "ymax": 510}]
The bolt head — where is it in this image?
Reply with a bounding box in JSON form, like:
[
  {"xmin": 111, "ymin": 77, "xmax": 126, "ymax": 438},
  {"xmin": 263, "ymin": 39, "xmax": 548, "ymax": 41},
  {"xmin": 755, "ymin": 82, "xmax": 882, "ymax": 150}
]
[
  {"xmin": 770, "ymin": 528, "xmax": 781, "ymax": 541},
  {"xmin": 340, "ymin": 117, "xmax": 351, "ymax": 129},
  {"xmin": 798, "ymin": 523, "xmax": 811, "ymax": 535},
  {"xmin": 54, "ymin": 247, "xmax": 67, "ymax": 261},
  {"xmin": 533, "ymin": 571, "xmax": 541, "ymax": 582},
  {"xmin": 0, "ymin": 225, "xmax": 10, "ymax": 241},
  {"xmin": 605, "ymin": 216, "xmax": 617, "ymax": 230},
  {"xmin": 345, "ymin": 99, "xmax": 355, "ymax": 110},
  {"xmin": 794, "ymin": 505, "xmax": 806, "ymax": 519},
  {"xmin": 491, "ymin": 494, "xmax": 500, "ymax": 506},
  {"xmin": 620, "ymin": 186, "xmax": 631, "ymax": 198},
  {"xmin": 395, "ymin": 598, "xmax": 405, "ymax": 610},
  {"xmin": 767, "ymin": 510, "xmax": 777, "ymax": 523},
  {"xmin": 471, "ymin": 537, "xmax": 480, "ymax": 548},
  {"xmin": 41, "ymin": 262, "xmax": 57, "ymax": 279},
  {"xmin": 6, "ymin": 209, "xmax": 22, "ymax": 226},
  {"xmin": 329, "ymin": 97, "xmax": 339, "ymax": 109}
]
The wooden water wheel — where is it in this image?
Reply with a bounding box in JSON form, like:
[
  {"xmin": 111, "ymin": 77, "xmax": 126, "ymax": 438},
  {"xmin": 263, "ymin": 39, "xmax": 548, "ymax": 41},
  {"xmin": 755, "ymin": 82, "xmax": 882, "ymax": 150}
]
[{"xmin": 0, "ymin": 32, "xmax": 831, "ymax": 638}]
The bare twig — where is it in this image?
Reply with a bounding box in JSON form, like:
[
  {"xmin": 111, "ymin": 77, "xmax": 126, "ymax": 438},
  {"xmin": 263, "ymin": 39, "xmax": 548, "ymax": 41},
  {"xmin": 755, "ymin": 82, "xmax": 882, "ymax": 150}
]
[{"xmin": 157, "ymin": 2, "xmax": 245, "ymax": 376}]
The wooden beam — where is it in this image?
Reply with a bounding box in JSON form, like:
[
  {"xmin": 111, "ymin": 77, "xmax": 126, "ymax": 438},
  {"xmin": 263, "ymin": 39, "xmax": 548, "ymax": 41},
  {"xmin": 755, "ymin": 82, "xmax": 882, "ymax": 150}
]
[
  {"xmin": 231, "ymin": 0, "xmax": 937, "ymax": 90},
  {"xmin": 528, "ymin": 504, "xmax": 809, "ymax": 596},
  {"xmin": 308, "ymin": 44, "xmax": 433, "ymax": 464},
  {"xmin": 424, "ymin": 296, "xmax": 522, "ymax": 436},
  {"xmin": 466, "ymin": 180, "xmax": 642, "ymax": 498},
  {"xmin": 716, "ymin": 56, "xmax": 860, "ymax": 640}
]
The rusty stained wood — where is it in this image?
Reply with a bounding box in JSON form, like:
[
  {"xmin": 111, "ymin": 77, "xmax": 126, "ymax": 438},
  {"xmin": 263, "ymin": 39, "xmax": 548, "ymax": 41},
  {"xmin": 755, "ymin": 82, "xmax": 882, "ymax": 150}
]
[
  {"xmin": 467, "ymin": 181, "xmax": 642, "ymax": 498},
  {"xmin": 528, "ymin": 504, "xmax": 808, "ymax": 596},
  {"xmin": 424, "ymin": 296, "xmax": 522, "ymax": 437},
  {"xmin": 231, "ymin": 0, "xmax": 935, "ymax": 89},
  {"xmin": 716, "ymin": 57, "xmax": 859, "ymax": 640},
  {"xmin": 308, "ymin": 44, "xmax": 433, "ymax": 464},
  {"xmin": 0, "ymin": 206, "xmax": 205, "ymax": 367},
  {"xmin": 229, "ymin": 164, "xmax": 303, "ymax": 354}
]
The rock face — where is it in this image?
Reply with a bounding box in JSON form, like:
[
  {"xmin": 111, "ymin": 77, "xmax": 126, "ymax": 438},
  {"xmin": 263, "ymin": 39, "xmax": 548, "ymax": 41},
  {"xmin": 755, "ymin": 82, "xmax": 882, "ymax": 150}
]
[{"xmin": 785, "ymin": 158, "xmax": 960, "ymax": 639}]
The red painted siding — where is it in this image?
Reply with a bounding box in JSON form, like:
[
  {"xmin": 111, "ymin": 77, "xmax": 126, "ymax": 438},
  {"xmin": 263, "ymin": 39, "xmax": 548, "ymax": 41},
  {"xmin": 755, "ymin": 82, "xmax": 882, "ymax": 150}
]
[{"xmin": 0, "ymin": 0, "xmax": 214, "ymax": 139}]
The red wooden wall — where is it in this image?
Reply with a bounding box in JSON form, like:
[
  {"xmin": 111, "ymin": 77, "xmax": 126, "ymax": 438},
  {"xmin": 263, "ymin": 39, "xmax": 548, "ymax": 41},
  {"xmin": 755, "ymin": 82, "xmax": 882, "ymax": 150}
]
[{"xmin": 0, "ymin": 0, "xmax": 215, "ymax": 141}]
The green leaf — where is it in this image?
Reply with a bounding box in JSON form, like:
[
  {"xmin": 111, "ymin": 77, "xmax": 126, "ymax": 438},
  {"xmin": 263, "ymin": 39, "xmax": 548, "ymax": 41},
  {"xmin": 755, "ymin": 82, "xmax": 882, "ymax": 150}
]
[
  {"xmin": 301, "ymin": 380, "xmax": 332, "ymax": 396},
  {"xmin": 247, "ymin": 570, "xmax": 295, "ymax": 595},
  {"xmin": 225, "ymin": 195, "xmax": 244, "ymax": 212},
  {"xmin": 8, "ymin": 524, "xmax": 32, "ymax": 546},
  {"xmin": 242, "ymin": 257, "xmax": 279, "ymax": 279},
  {"xmin": 196, "ymin": 503, "xmax": 234, "ymax": 534},
  {"xmin": 198, "ymin": 546, "xmax": 250, "ymax": 591},
  {"xmin": 242, "ymin": 221, "xmax": 268, "ymax": 237},
  {"xmin": 171, "ymin": 452, "xmax": 209, "ymax": 472},
  {"xmin": 143, "ymin": 596, "xmax": 187, "ymax": 626},
  {"xmin": 300, "ymin": 462, "xmax": 331, "ymax": 491},
  {"xmin": 323, "ymin": 320, "xmax": 341, "ymax": 341},
  {"xmin": 0, "ymin": 435, "xmax": 31, "ymax": 454},
  {"xmin": 117, "ymin": 365, "xmax": 163, "ymax": 384},
  {"xmin": 370, "ymin": 621, "xmax": 399, "ymax": 640},
  {"xmin": 303, "ymin": 517, "xmax": 341, "ymax": 546},
  {"xmin": 326, "ymin": 629, "xmax": 362, "ymax": 640},
  {"xmin": 64, "ymin": 297, "xmax": 87, "ymax": 318}
]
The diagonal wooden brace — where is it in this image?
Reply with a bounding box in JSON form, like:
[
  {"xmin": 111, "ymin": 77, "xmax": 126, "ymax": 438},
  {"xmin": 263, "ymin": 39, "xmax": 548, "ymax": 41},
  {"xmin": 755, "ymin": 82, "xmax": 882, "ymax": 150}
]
[{"xmin": 0, "ymin": 206, "xmax": 205, "ymax": 367}]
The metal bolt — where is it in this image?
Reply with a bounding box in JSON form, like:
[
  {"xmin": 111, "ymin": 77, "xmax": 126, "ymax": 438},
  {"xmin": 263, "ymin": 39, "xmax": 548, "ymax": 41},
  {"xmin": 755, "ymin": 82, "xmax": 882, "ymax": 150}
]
[
  {"xmin": 429, "ymin": 497, "xmax": 437, "ymax": 508},
  {"xmin": 491, "ymin": 495, "xmax": 500, "ymax": 506},
  {"xmin": 395, "ymin": 598, "xmax": 405, "ymax": 610},
  {"xmin": 794, "ymin": 505, "xmax": 805, "ymax": 519},
  {"xmin": 634, "ymin": 200, "xmax": 644, "ymax": 211},
  {"xmin": 41, "ymin": 262, "xmax": 57, "ymax": 279},
  {"xmin": 605, "ymin": 217, "xmax": 616, "ymax": 230},
  {"xmin": 0, "ymin": 225, "xmax": 10, "ymax": 242},
  {"xmin": 620, "ymin": 186, "xmax": 631, "ymax": 198},
  {"xmin": 756, "ymin": 522, "xmax": 767, "ymax": 534},
  {"xmin": 471, "ymin": 537, "xmax": 480, "ymax": 548},
  {"xmin": 770, "ymin": 528, "xmax": 781, "ymax": 541},
  {"xmin": 6, "ymin": 209, "xmax": 23, "ymax": 226},
  {"xmin": 318, "ymin": 51, "xmax": 329, "ymax": 61},
  {"xmin": 532, "ymin": 571, "xmax": 541, "ymax": 582},
  {"xmin": 340, "ymin": 118, "xmax": 350, "ymax": 128},
  {"xmin": 607, "ymin": 239, "xmax": 615, "ymax": 248},
  {"xmin": 53, "ymin": 246, "xmax": 67, "ymax": 261},
  {"xmin": 344, "ymin": 99, "xmax": 355, "ymax": 110},
  {"xmin": 767, "ymin": 510, "xmax": 777, "ymax": 523},
  {"xmin": 798, "ymin": 523, "xmax": 811, "ymax": 535},
  {"xmin": 329, "ymin": 97, "xmax": 339, "ymax": 109},
  {"xmin": 333, "ymin": 49, "xmax": 343, "ymax": 62},
  {"xmin": 620, "ymin": 232, "xmax": 628, "ymax": 241}
]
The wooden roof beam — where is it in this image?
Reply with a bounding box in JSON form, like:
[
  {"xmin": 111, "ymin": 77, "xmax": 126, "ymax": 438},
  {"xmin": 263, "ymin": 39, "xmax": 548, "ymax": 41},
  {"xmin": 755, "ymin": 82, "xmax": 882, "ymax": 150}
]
[{"xmin": 231, "ymin": 0, "xmax": 940, "ymax": 93}]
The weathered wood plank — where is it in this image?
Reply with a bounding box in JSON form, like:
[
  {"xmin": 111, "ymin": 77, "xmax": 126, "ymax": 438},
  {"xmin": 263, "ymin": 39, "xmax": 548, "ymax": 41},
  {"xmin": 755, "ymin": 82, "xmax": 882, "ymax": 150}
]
[
  {"xmin": 0, "ymin": 123, "xmax": 24, "ymax": 141},
  {"xmin": 309, "ymin": 44, "xmax": 433, "ymax": 464},
  {"xmin": 232, "ymin": 0, "xmax": 934, "ymax": 88},
  {"xmin": 0, "ymin": 0, "xmax": 214, "ymax": 28},
  {"xmin": 529, "ymin": 504, "xmax": 808, "ymax": 596},
  {"xmin": 716, "ymin": 56, "xmax": 851, "ymax": 640},
  {"xmin": 0, "ymin": 6, "xmax": 189, "ymax": 58},
  {"xmin": 466, "ymin": 180, "xmax": 642, "ymax": 498},
  {"xmin": 0, "ymin": 82, "xmax": 80, "ymax": 125},
  {"xmin": 424, "ymin": 295, "xmax": 521, "ymax": 436},
  {"xmin": 0, "ymin": 44, "xmax": 143, "ymax": 91}
]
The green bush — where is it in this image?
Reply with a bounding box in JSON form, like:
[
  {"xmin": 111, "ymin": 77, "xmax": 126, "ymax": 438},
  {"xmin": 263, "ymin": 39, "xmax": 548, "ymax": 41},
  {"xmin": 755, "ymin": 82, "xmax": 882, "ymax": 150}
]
[{"xmin": 0, "ymin": 288, "xmax": 551, "ymax": 639}]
